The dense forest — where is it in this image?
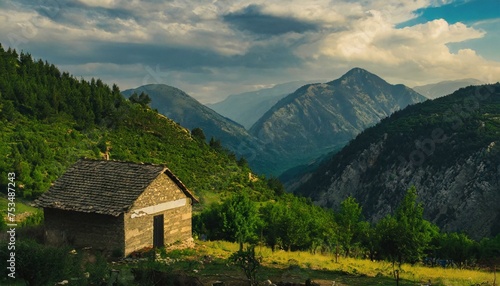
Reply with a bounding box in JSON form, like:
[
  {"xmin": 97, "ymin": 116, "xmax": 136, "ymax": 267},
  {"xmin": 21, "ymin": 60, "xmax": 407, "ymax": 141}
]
[{"xmin": 0, "ymin": 44, "xmax": 499, "ymax": 284}]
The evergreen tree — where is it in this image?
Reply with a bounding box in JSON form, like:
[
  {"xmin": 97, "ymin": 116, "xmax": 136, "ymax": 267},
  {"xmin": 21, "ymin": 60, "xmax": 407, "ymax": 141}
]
[
  {"xmin": 266, "ymin": 176, "xmax": 285, "ymax": 196},
  {"xmin": 191, "ymin": 127, "xmax": 206, "ymax": 142},
  {"xmin": 209, "ymin": 137, "xmax": 223, "ymax": 151},
  {"xmin": 129, "ymin": 92, "xmax": 151, "ymax": 107}
]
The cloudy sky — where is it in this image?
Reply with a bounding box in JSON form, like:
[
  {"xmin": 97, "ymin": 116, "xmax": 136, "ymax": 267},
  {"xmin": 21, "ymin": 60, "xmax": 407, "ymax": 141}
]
[{"xmin": 0, "ymin": 0, "xmax": 499, "ymax": 103}]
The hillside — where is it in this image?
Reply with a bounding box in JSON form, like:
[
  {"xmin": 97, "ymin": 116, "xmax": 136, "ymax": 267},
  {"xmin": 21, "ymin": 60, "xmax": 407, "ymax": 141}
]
[
  {"xmin": 250, "ymin": 68, "xmax": 427, "ymax": 175},
  {"xmin": 207, "ymin": 81, "xmax": 312, "ymax": 129},
  {"xmin": 295, "ymin": 83, "xmax": 500, "ymax": 239},
  {"xmin": 122, "ymin": 84, "xmax": 263, "ymax": 156},
  {"xmin": 413, "ymin": 78, "xmax": 483, "ymax": 99},
  {"xmin": 0, "ymin": 45, "xmax": 276, "ymax": 203}
]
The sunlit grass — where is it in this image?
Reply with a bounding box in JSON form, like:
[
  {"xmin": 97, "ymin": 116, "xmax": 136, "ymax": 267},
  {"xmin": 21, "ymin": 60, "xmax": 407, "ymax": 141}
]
[
  {"xmin": 197, "ymin": 240, "xmax": 496, "ymax": 285},
  {"xmin": 0, "ymin": 196, "xmax": 39, "ymax": 223}
]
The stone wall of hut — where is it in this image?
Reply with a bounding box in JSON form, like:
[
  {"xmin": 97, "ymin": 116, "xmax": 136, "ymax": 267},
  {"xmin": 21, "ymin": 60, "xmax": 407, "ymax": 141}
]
[
  {"xmin": 123, "ymin": 173, "xmax": 192, "ymax": 256},
  {"xmin": 44, "ymin": 208, "xmax": 125, "ymax": 254}
]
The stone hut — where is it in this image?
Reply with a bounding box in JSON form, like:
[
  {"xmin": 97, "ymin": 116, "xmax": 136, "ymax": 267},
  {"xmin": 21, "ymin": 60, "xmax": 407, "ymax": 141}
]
[{"xmin": 35, "ymin": 159, "xmax": 198, "ymax": 256}]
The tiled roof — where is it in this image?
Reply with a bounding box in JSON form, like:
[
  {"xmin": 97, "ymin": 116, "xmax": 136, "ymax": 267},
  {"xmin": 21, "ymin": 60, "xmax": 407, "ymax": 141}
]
[{"xmin": 35, "ymin": 159, "xmax": 197, "ymax": 216}]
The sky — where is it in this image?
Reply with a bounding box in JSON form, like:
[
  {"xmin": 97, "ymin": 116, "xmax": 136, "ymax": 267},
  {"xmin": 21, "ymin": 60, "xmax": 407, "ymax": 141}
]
[{"xmin": 0, "ymin": 0, "xmax": 499, "ymax": 103}]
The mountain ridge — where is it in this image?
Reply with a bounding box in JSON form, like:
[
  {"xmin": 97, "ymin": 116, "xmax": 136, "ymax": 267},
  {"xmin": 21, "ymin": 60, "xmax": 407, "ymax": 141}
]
[
  {"xmin": 207, "ymin": 81, "xmax": 313, "ymax": 129},
  {"xmin": 249, "ymin": 67, "xmax": 427, "ymax": 175},
  {"xmin": 295, "ymin": 83, "xmax": 500, "ymax": 239},
  {"xmin": 413, "ymin": 78, "xmax": 484, "ymax": 99},
  {"xmin": 122, "ymin": 84, "xmax": 259, "ymax": 154}
]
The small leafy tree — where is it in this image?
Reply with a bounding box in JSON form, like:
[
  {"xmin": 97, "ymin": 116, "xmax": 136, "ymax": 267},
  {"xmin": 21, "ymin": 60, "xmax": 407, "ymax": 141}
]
[
  {"xmin": 260, "ymin": 202, "xmax": 286, "ymax": 251},
  {"xmin": 437, "ymin": 232, "xmax": 476, "ymax": 267},
  {"xmin": 477, "ymin": 234, "xmax": 500, "ymax": 273},
  {"xmin": 193, "ymin": 202, "xmax": 226, "ymax": 241},
  {"xmin": 377, "ymin": 186, "xmax": 435, "ymax": 266},
  {"xmin": 376, "ymin": 214, "xmax": 400, "ymax": 264},
  {"xmin": 394, "ymin": 186, "xmax": 433, "ymax": 265},
  {"xmin": 221, "ymin": 192, "xmax": 261, "ymax": 250},
  {"xmin": 359, "ymin": 221, "xmax": 379, "ymax": 261},
  {"xmin": 336, "ymin": 196, "xmax": 363, "ymax": 257}
]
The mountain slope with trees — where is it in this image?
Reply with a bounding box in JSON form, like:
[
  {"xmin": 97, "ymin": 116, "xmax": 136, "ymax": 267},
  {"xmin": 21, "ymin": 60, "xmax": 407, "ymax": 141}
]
[
  {"xmin": 249, "ymin": 68, "xmax": 427, "ymax": 175},
  {"xmin": 122, "ymin": 84, "xmax": 267, "ymax": 172},
  {"xmin": 295, "ymin": 83, "xmax": 500, "ymax": 239},
  {"xmin": 0, "ymin": 44, "xmax": 276, "ymax": 203}
]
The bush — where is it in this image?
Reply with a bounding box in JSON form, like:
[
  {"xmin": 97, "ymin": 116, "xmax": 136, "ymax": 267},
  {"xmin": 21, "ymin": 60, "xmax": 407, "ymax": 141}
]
[
  {"xmin": 132, "ymin": 259, "xmax": 173, "ymax": 286},
  {"xmin": 0, "ymin": 239, "xmax": 112, "ymax": 286},
  {"xmin": 85, "ymin": 252, "xmax": 110, "ymax": 285},
  {"xmin": 0, "ymin": 240, "xmax": 83, "ymax": 285}
]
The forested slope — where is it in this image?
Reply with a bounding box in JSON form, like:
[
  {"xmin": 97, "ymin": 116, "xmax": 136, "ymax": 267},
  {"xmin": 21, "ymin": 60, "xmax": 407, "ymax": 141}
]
[{"xmin": 0, "ymin": 44, "xmax": 276, "ymax": 202}]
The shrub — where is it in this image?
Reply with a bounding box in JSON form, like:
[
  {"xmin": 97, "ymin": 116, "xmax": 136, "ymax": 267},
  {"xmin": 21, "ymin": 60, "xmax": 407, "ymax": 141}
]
[{"xmin": 0, "ymin": 240, "xmax": 83, "ymax": 285}]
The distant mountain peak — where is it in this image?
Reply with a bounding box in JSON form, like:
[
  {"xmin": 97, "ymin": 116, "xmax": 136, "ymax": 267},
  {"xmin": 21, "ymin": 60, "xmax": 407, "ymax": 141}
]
[
  {"xmin": 344, "ymin": 67, "xmax": 369, "ymax": 75},
  {"xmin": 413, "ymin": 78, "xmax": 484, "ymax": 99},
  {"xmin": 207, "ymin": 80, "xmax": 313, "ymax": 129},
  {"xmin": 328, "ymin": 67, "xmax": 384, "ymax": 86},
  {"xmin": 250, "ymin": 68, "xmax": 426, "ymax": 175}
]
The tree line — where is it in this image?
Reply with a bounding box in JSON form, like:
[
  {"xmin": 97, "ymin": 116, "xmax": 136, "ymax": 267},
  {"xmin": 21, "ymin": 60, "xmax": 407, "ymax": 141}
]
[{"xmin": 194, "ymin": 186, "xmax": 500, "ymax": 268}]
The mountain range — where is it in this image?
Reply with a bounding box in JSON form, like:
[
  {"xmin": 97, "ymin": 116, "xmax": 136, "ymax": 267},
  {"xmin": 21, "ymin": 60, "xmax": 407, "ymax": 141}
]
[
  {"xmin": 120, "ymin": 69, "xmax": 500, "ymax": 239},
  {"xmin": 249, "ymin": 68, "xmax": 427, "ymax": 175},
  {"xmin": 295, "ymin": 83, "xmax": 500, "ymax": 239},
  {"xmin": 413, "ymin": 78, "xmax": 484, "ymax": 99},
  {"xmin": 122, "ymin": 84, "xmax": 263, "ymax": 160},
  {"xmin": 207, "ymin": 81, "xmax": 313, "ymax": 129},
  {"xmin": 125, "ymin": 68, "xmax": 427, "ymax": 176}
]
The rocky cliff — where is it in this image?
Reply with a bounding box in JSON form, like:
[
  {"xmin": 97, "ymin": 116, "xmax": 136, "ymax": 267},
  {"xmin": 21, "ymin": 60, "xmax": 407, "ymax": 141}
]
[
  {"xmin": 296, "ymin": 84, "xmax": 500, "ymax": 239},
  {"xmin": 250, "ymin": 68, "xmax": 427, "ymax": 175}
]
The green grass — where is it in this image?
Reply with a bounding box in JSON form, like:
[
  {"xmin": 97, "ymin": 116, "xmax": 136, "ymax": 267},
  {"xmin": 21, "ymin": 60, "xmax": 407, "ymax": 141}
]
[
  {"xmin": 0, "ymin": 196, "xmax": 38, "ymax": 220},
  {"xmin": 191, "ymin": 240, "xmax": 496, "ymax": 286}
]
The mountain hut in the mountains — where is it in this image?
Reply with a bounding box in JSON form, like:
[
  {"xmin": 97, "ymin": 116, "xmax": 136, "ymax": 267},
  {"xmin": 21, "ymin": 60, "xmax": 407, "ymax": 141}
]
[{"xmin": 35, "ymin": 159, "xmax": 198, "ymax": 256}]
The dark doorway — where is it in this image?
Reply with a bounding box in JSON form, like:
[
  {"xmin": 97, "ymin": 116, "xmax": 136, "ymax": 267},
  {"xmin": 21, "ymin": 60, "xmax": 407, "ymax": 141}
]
[{"xmin": 153, "ymin": 214, "xmax": 164, "ymax": 248}]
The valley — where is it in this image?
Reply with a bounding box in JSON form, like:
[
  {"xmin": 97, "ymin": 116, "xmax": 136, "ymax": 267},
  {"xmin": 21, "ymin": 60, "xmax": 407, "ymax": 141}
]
[{"xmin": 1, "ymin": 44, "xmax": 499, "ymax": 286}]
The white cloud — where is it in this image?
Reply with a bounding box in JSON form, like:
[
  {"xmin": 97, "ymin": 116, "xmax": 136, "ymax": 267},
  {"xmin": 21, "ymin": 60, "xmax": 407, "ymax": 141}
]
[
  {"xmin": 77, "ymin": 0, "xmax": 118, "ymax": 8},
  {"xmin": 0, "ymin": 0, "xmax": 498, "ymax": 101},
  {"xmin": 295, "ymin": 11, "xmax": 499, "ymax": 86}
]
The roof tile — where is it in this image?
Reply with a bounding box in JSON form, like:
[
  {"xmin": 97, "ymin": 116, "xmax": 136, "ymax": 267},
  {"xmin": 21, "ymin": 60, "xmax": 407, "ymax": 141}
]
[{"xmin": 35, "ymin": 159, "xmax": 197, "ymax": 216}]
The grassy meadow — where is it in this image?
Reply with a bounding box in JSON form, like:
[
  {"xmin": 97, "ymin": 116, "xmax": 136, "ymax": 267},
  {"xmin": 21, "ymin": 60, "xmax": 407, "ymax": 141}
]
[{"xmin": 191, "ymin": 240, "xmax": 496, "ymax": 286}]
